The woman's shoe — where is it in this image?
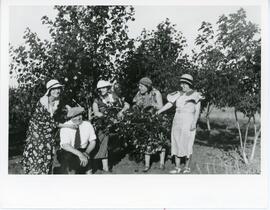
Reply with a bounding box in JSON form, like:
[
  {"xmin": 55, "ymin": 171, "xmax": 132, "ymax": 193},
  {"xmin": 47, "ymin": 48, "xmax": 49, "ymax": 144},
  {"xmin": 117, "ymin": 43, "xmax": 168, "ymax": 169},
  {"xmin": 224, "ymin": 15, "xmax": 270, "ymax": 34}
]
[
  {"xmin": 183, "ymin": 167, "xmax": 191, "ymax": 174},
  {"xmin": 85, "ymin": 169, "xmax": 93, "ymax": 174},
  {"xmin": 159, "ymin": 164, "xmax": 165, "ymax": 170},
  {"xmin": 142, "ymin": 166, "xmax": 150, "ymax": 172},
  {"xmin": 169, "ymin": 167, "xmax": 181, "ymax": 174}
]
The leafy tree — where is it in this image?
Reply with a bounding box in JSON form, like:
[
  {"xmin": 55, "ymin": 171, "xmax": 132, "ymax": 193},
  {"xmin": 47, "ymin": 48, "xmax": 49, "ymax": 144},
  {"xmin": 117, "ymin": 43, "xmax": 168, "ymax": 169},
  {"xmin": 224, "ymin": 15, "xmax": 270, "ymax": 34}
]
[
  {"xmin": 194, "ymin": 8, "xmax": 261, "ymax": 164},
  {"xmin": 193, "ymin": 21, "xmax": 225, "ymax": 131},
  {"xmin": 9, "ymin": 5, "xmax": 135, "ymax": 134},
  {"xmin": 118, "ymin": 18, "xmax": 192, "ymax": 103}
]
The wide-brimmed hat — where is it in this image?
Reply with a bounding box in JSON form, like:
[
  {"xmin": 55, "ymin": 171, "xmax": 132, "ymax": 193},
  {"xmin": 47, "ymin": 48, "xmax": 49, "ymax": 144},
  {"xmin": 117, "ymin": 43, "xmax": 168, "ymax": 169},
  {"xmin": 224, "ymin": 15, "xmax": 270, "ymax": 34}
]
[
  {"xmin": 45, "ymin": 79, "xmax": 63, "ymax": 96},
  {"xmin": 180, "ymin": 74, "xmax": 193, "ymax": 86},
  {"xmin": 97, "ymin": 80, "xmax": 112, "ymax": 89},
  {"xmin": 67, "ymin": 106, "xmax": 85, "ymax": 118},
  {"xmin": 139, "ymin": 77, "xmax": 152, "ymax": 88}
]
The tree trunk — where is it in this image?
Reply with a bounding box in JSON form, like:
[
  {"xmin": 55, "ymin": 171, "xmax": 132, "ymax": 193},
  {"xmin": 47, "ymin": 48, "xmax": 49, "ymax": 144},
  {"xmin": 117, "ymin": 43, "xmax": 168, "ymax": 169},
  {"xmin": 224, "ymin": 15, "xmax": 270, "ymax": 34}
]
[
  {"xmin": 243, "ymin": 117, "xmax": 251, "ymax": 150},
  {"xmin": 234, "ymin": 109, "xmax": 249, "ymax": 164},
  {"xmin": 250, "ymin": 116, "xmax": 261, "ymax": 162},
  {"xmin": 242, "ymin": 117, "xmax": 251, "ymax": 164},
  {"xmin": 206, "ymin": 102, "xmax": 211, "ymax": 131},
  {"xmin": 234, "ymin": 109, "xmax": 243, "ymax": 149}
]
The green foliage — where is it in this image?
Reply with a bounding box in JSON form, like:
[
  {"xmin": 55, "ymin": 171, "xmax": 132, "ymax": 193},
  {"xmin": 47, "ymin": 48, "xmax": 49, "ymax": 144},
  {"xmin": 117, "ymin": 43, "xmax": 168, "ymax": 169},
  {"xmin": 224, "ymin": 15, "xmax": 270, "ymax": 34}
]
[
  {"xmin": 117, "ymin": 107, "xmax": 171, "ymax": 161},
  {"xmin": 118, "ymin": 18, "xmax": 192, "ymax": 103},
  {"xmin": 9, "ymin": 5, "xmax": 135, "ymax": 130},
  {"xmin": 194, "ymin": 8, "xmax": 260, "ymax": 118},
  {"xmin": 9, "ymin": 7, "xmax": 261, "ymax": 164}
]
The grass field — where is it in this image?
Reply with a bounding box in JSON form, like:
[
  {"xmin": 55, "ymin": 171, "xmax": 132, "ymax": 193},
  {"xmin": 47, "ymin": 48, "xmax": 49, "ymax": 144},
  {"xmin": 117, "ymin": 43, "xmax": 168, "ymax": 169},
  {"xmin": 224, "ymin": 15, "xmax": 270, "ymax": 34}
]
[{"xmin": 8, "ymin": 107, "xmax": 261, "ymax": 174}]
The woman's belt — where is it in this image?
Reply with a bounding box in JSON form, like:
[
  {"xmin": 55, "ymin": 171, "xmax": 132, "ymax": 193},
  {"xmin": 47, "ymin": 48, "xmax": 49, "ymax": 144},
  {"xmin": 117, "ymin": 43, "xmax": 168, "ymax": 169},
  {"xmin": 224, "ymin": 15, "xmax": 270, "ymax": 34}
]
[{"xmin": 175, "ymin": 109, "xmax": 195, "ymax": 114}]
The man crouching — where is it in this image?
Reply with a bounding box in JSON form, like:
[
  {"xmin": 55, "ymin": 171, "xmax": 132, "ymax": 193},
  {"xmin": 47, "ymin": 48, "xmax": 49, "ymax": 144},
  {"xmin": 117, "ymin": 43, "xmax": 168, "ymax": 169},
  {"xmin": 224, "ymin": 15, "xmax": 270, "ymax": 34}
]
[{"xmin": 58, "ymin": 106, "xmax": 96, "ymax": 174}]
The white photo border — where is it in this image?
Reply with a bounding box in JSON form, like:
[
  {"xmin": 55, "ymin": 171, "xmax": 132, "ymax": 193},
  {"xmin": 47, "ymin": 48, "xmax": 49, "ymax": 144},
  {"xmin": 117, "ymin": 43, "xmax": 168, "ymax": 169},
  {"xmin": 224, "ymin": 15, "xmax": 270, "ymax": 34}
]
[{"xmin": 0, "ymin": 0, "xmax": 269, "ymax": 208}]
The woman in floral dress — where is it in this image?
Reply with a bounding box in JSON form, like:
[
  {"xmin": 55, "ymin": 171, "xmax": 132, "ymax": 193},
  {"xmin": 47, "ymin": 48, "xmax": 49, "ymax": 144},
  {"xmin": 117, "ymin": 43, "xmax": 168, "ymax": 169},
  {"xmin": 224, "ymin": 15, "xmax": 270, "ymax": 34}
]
[
  {"xmin": 157, "ymin": 74, "xmax": 203, "ymax": 174},
  {"xmin": 92, "ymin": 80, "xmax": 130, "ymax": 172},
  {"xmin": 22, "ymin": 79, "xmax": 77, "ymax": 174},
  {"xmin": 133, "ymin": 77, "xmax": 166, "ymax": 172}
]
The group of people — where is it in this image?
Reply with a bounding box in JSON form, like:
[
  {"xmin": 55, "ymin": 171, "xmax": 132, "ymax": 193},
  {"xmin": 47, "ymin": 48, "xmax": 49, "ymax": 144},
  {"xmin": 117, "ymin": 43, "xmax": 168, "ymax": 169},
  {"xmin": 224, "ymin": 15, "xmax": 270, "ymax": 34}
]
[{"xmin": 21, "ymin": 73, "xmax": 203, "ymax": 174}]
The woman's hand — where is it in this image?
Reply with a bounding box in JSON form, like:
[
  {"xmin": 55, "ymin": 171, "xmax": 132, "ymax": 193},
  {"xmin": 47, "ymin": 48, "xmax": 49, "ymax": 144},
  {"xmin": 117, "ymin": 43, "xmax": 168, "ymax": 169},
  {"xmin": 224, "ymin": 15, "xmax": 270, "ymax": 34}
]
[
  {"xmin": 190, "ymin": 122, "xmax": 197, "ymax": 131},
  {"xmin": 95, "ymin": 112, "xmax": 104, "ymax": 118},
  {"xmin": 117, "ymin": 110, "xmax": 124, "ymax": 119}
]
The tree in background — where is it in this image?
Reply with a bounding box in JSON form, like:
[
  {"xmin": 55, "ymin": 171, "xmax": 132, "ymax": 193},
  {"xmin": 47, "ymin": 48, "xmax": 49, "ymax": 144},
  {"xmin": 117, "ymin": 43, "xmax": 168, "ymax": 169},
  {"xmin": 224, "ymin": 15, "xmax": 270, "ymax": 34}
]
[
  {"xmin": 193, "ymin": 21, "xmax": 225, "ymax": 131},
  {"xmin": 193, "ymin": 8, "xmax": 261, "ymax": 164},
  {"xmin": 9, "ymin": 5, "xmax": 135, "ymax": 129},
  {"xmin": 118, "ymin": 18, "xmax": 192, "ymax": 103},
  {"xmin": 215, "ymin": 9, "xmax": 260, "ymax": 164}
]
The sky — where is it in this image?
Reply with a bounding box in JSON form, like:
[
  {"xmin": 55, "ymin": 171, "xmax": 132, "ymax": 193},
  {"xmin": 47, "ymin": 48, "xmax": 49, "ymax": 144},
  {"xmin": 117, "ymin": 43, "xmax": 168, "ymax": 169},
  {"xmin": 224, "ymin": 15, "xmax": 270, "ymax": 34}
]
[{"xmin": 9, "ymin": 5, "xmax": 261, "ymax": 55}]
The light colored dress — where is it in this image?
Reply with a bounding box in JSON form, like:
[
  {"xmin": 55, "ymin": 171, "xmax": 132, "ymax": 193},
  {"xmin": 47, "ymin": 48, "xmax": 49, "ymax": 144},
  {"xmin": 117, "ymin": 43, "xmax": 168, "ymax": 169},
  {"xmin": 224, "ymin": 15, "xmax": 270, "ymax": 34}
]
[{"xmin": 167, "ymin": 90, "xmax": 203, "ymax": 157}]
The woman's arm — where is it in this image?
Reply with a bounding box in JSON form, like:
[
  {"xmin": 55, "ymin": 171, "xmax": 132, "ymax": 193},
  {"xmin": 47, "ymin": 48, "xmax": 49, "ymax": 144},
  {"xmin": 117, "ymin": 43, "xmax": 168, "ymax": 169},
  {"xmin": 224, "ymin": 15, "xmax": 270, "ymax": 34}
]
[
  {"xmin": 154, "ymin": 91, "xmax": 163, "ymax": 109},
  {"xmin": 121, "ymin": 101, "xmax": 130, "ymax": 112},
  {"xmin": 190, "ymin": 101, "xmax": 201, "ymax": 131},
  {"xmin": 92, "ymin": 102, "xmax": 103, "ymax": 117},
  {"xmin": 156, "ymin": 102, "xmax": 173, "ymax": 115},
  {"xmin": 117, "ymin": 101, "xmax": 130, "ymax": 119}
]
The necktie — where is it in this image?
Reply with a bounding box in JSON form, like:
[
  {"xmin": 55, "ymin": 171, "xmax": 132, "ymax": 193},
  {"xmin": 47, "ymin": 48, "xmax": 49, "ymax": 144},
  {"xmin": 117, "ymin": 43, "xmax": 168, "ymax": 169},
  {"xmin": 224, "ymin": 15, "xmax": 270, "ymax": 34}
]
[{"xmin": 74, "ymin": 127, "xmax": 81, "ymax": 149}]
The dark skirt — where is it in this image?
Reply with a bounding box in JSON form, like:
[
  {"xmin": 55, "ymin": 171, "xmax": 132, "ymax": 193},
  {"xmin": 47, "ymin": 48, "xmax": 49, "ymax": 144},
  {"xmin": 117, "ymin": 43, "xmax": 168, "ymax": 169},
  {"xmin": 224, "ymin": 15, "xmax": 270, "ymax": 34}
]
[{"xmin": 92, "ymin": 130, "xmax": 109, "ymax": 159}]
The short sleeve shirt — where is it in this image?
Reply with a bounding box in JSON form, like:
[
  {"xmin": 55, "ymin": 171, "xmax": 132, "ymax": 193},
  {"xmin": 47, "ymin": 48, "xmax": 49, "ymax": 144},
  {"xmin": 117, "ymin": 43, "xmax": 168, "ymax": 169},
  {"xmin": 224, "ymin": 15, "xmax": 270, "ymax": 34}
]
[{"xmin": 60, "ymin": 121, "xmax": 96, "ymax": 149}]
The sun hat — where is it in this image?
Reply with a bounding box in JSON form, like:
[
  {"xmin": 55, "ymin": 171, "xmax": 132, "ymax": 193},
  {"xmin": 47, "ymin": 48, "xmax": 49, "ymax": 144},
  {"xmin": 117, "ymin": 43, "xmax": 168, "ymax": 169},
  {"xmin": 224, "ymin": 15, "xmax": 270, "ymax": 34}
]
[
  {"xmin": 45, "ymin": 79, "xmax": 63, "ymax": 96},
  {"xmin": 67, "ymin": 106, "xmax": 85, "ymax": 118},
  {"xmin": 139, "ymin": 77, "xmax": 152, "ymax": 88},
  {"xmin": 96, "ymin": 80, "xmax": 112, "ymax": 89},
  {"xmin": 180, "ymin": 74, "xmax": 193, "ymax": 86}
]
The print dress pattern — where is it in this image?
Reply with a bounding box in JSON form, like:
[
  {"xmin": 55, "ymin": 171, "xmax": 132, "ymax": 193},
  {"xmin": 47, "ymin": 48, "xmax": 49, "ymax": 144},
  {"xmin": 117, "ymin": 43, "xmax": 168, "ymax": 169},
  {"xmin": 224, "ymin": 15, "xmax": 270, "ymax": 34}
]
[{"xmin": 21, "ymin": 101, "xmax": 58, "ymax": 174}]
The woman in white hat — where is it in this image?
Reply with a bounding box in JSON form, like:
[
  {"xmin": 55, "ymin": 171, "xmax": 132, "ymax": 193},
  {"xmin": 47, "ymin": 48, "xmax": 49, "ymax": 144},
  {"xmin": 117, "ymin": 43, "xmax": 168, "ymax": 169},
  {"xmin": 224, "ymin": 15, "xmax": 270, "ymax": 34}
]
[
  {"xmin": 92, "ymin": 80, "xmax": 130, "ymax": 172},
  {"xmin": 157, "ymin": 74, "xmax": 203, "ymax": 174},
  {"xmin": 22, "ymin": 79, "xmax": 78, "ymax": 174}
]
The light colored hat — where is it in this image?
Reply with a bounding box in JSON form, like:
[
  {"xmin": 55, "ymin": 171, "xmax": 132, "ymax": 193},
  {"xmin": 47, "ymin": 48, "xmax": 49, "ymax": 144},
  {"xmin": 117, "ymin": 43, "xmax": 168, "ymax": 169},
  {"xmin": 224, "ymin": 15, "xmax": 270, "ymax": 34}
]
[
  {"xmin": 180, "ymin": 74, "xmax": 193, "ymax": 86},
  {"xmin": 45, "ymin": 79, "xmax": 63, "ymax": 96},
  {"xmin": 67, "ymin": 106, "xmax": 85, "ymax": 118},
  {"xmin": 139, "ymin": 77, "xmax": 152, "ymax": 88},
  {"xmin": 97, "ymin": 80, "xmax": 112, "ymax": 89}
]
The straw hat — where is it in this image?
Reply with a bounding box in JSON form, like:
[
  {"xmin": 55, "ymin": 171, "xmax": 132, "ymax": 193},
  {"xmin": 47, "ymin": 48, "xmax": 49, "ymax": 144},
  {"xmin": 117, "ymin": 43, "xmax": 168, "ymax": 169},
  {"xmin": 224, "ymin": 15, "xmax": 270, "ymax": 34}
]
[
  {"xmin": 180, "ymin": 74, "xmax": 193, "ymax": 86},
  {"xmin": 96, "ymin": 80, "xmax": 112, "ymax": 89},
  {"xmin": 45, "ymin": 79, "xmax": 63, "ymax": 96}
]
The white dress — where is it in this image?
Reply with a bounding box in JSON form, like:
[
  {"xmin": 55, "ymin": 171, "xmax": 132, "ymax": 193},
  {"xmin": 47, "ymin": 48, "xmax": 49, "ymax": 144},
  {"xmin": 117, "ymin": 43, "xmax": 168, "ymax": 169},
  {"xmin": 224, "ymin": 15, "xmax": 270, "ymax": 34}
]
[{"xmin": 167, "ymin": 91, "xmax": 203, "ymax": 157}]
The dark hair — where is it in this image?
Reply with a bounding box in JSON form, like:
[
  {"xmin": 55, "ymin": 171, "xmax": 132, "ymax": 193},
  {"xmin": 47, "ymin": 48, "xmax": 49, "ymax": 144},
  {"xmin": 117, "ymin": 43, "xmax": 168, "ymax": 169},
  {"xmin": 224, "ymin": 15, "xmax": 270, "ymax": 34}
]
[
  {"xmin": 97, "ymin": 86, "xmax": 112, "ymax": 97},
  {"xmin": 180, "ymin": 81, "xmax": 193, "ymax": 89},
  {"xmin": 47, "ymin": 87, "xmax": 62, "ymax": 96}
]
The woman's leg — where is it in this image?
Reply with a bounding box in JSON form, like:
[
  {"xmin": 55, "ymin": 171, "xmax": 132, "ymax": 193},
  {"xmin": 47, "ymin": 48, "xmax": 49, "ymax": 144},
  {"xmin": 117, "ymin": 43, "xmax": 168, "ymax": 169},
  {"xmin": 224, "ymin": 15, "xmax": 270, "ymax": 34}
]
[
  {"xmin": 169, "ymin": 155, "xmax": 181, "ymax": 173},
  {"xmin": 159, "ymin": 148, "xmax": 166, "ymax": 168},
  {"xmin": 183, "ymin": 155, "xmax": 192, "ymax": 173},
  {"xmin": 142, "ymin": 154, "xmax": 151, "ymax": 172},
  {"xmin": 175, "ymin": 156, "xmax": 181, "ymax": 168},
  {"xmin": 102, "ymin": 158, "xmax": 109, "ymax": 171},
  {"xmin": 145, "ymin": 154, "xmax": 150, "ymax": 168}
]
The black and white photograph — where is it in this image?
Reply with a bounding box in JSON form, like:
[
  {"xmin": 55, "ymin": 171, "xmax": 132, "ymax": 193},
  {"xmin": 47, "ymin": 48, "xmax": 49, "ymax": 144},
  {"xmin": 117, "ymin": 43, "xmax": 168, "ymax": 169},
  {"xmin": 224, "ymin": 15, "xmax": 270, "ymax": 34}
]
[
  {"xmin": 8, "ymin": 4, "xmax": 262, "ymax": 175},
  {"xmin": 0, "ymin": 0, "xmax": 269, "ymax": 208}
]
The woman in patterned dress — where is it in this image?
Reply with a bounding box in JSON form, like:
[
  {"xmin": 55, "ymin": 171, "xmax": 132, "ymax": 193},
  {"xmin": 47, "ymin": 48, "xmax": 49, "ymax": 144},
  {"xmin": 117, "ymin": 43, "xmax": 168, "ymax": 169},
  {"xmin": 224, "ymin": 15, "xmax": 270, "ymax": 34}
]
[
  {"xmin": 21, "ymin": 79, "xmax": 77, "ymax": 174},
  {"xmin": 92, "ymin": 80, "xmax": 130, "ymax": 172},
  {"xmin": 157, "ymin": 74, "xmax": 203, "ymax": 174},
  {"xmin": 133, "ymin": 77, "xmax": 166, "ymax": 172}
]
